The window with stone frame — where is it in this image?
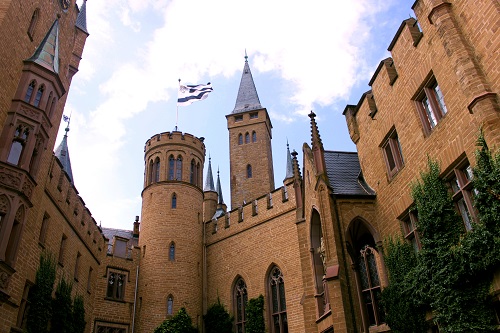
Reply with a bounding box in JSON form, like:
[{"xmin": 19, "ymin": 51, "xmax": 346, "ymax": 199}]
[
  {"xmin": 171, "ymin": 193, "xmax": 177, "ymax": 209},
  {"xmin": 87, "ymin": 267, "xmax": 93, "ymax": 293},
  {"xmin": 169, "ymin": 242, "xmax": 175, "ymax": 261},
  {"xmin": 94, "ymin": 321, "xmax": 128, "ymax": 333},
  {"xmin": 446, "ymin": 160, "xmax": 476, "ymax": 231},
  {"xmin": 58, "ymin": 234, "xmax": 67, "ymax": 266},
  {"xmin": 238, "ymin": 134, "xmax": 243, "ymax": 145},
  {"xmin": 5, "ymin": 205, "xmax": 25, "ymax": 267},
  {"xmin": 252, "ymin": 131, "xmax": 257, "ymax": 142},
  {"xmin": 358, "ymin": 245, "xmax": 385, "ymax": 327},
  {"xmin": 175, "ymin": 156, "xmax": 182, "ymax": 180},
  {"xmin": 414, "ymin": 75, "xmax": 447, "ymax": 135},
  {"xmin": 168, "ymin": 155, "xmax": 175, "ymax": 180},
  {"xmin": 167, "ymin": 295, "xmax": 174, "ymax": 315},
  {"xmin": 74, "ymin": 252, "xmax": 81, "ymax": 281},
  {"xmin": 16, "ymin": 281, "xmax": 33, "ymax": 329},
  {"xmin": 245, "ymin": 132, "xmax": 250, "ymax": 144},
  {"xmin": 234, "ymin": 277, "xmax": 248, "ymax": 333},
  {"xmin": 190, "ymin": 159, "xmax": 200, "ymax": 185},
  {"xmin": 247, "ymin": 164, "xmax": 252, "ymax": 178},
  {"xmin": 27, "ymin": 8, "xmax": 40, "ymax": 41},
  {"xmin": 7, "ymin": 124, "xmax": 30, "ymax": 166},
  {"xmin": 268, "ymin": 266, "xmax": 288, "ymax": 333},
  {"xmin": 24, "ymin": 80, "xmax": 36, "ymax": 103},
  {"xmin": 154, "ymin": 157, "xmax": 160, "ymax": 182},
  {"xmin": 106, "ymin": 269, "xmax": 127, "ymax": 301},
  {"xmin": 381, "ymin": 128, "xmax": 404, "ymax": 179},
  {"xmin": 33, "ymin": 84, "xmax": 44, "ymax": 107},
  {"xmin": 39, "ymin": 213, "xmax": 50, "ymax": 246},
  {"xmin": 400, "ymin": 210, "xmax": 421, "ymax": 252}
]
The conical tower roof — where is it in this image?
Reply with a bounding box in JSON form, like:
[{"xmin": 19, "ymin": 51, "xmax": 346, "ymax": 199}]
[
  {"xmin": 216, "ymin": 168, "xmax": 224, "ymax": 205},
  {"xmin": 232, "ymin": 55, "xmax": 262, "ymax": 113},
  {"xmin": 76, "ymin": 0, "xmax": 88, "ymax": 34},
  {"xmin": 55, "ymin": 123, "xmax": 74, "ymax": 183},
  {"xmin": 26, "ymin": 19, "xmax": 60, "ymax": 73},
  {"xmin": 285, "ymin": 141, "xmax": 294, "ymax": 180},
  {"xmin": 204, "ymin": 157, "xmax": 216, "ymax": 192}
]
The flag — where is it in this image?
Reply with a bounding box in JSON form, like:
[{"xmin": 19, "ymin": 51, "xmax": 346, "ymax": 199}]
[
  {"xmin": 177, "ymin": 82, "xmax": 213, "ymax": 106},
  {"xmin": 63, "ymin": 115, "xmax": 70, "ymax": 122}
]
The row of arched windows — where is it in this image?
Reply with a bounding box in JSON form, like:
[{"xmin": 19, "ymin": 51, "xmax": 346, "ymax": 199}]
[
  {"xmin": 24, "ymin": 79, "xmax": 57, "ymax": 118},
  {"xmin": 238, "ymin": 131, "xmax": 257, "ymax": 145},
  {"xmin": 147, "ymin": 155, "xmax": 202, "ymax": 187},
  {"xmin": 233, "ymin": 265, "xmax": 287, "ymax": 333}
]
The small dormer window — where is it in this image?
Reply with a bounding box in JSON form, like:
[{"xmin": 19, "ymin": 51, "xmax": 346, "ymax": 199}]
[
  {"xmin": 249, "ymin": 112, "xmax": 258, "ymax": 119},
  {"xmin": 235, "ymin": 115, "xmax": 243, "ymax": 122}
]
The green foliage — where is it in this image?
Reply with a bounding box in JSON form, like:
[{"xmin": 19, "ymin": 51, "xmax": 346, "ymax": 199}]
[
  {"xmin": 381, "ymin": 238, "xmax": 427, "ymax": 333},
  {"xmin": 382, "ymin": 138, "xmax": 500, "ymax": 333},
  {"xmin": 245, "ymin": 295, "xmax": 265, "ymax": 333},
  {"xmin": 27, "ymin": 252, "xmax": 56, "ymax": 333},
  {"xmin": 153, "ymin": 307, "xmax": 198, "ymax": 333},
  {"xmin": 51, "ymin": 277, "xmax": 74, "ymax": 333},
  {"xmin": 204, "ymin": 298, "xmax": 233, "ymax": 333},
  {"xmin": 72, "ymin": 295, "xmax": 86, "ymax": 333}
]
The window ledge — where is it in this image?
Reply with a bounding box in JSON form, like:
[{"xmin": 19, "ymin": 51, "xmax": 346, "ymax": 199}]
[{"xmin": 104, "ymin": 297, "xmax": 126, "ymax": 303}]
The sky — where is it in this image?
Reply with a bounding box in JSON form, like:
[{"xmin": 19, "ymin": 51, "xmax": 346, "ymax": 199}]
[{"xmin": 59, "ymin": 0, "xmax": 417, "ymax": 230}]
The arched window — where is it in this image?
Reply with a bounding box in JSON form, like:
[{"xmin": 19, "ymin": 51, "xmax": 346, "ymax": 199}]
[
  {"xmin": 148, "ymin": 160, "xmax": 154, "ymax": 185},
  {"xmin": 171, "ymin": 193, "xmax": 177, "ymax": 209},
  {"xmin": 252, "ymin": 131, "xmax": 257, "ymax": 142},
  {"xmin": 234, "ymin": 277, "xmax": 248, "ymax": 333},
  {"xmin": 197, "ymin": 162, "xmax": 201, "ymax": 187},
  {"xmin": 7, "ymin": 125, "xmax": 29, "ymax": 166},
  {"xmin": 247, "ymin": 164, "xmax": 252, "ymax": 178},
  {"xmin": 27, "ymin": 8, "xmax": 40, "ymax": 40},
  {"xmin": 245, "ymin": 132, "xmax": 250, "ymax": 144},
  {"xmin": 45, "ymin": 91, "xmax": 53, "ymax": 113},
  {"xmin": 49, "ymin": 97, "xmax": 57, "ymax": 119},
  {"xmin": 359, "ymin": 245, "xmax": 384, "ymax": 326},
  {"xmin": 168, "ymin": 155, "xmax": 175, "ymax": 180},
  {"xmin": 24, "ymin": 80, "xmax": 36, "ymax": 103},
  {"xmin": 190, "ymin": 159, "xmax": 197, "ymax": 185},
  {"xmin": 238, "ymin": 134, "xmax": 243, "ymax": 145},
  {"xmin": 311, "ymin": 210, "xmax": 327, "ymax": 314},
  {"xmin": 34, "ymin": 85, "xmax": 44, "ymax": 107},
  {"xmin": 154, "ymin": 157, "xmax": 160, "ymax": 182},
  {"xmin": 167, "ymin": 295, "xmax": 174, "ymax": 315},
  {"xmin": 169, "ymin": 242, "xmax": 175, "ymax": 261},
  {"xmin": 5, "ymin": 205, "xmax": 25, "ymax": 266},
  {"xmin": 175, "ymin": 156, "xmax": 182, "ymax": 180},
  {"xmin": 269, "ymin": 266, "xmax": 288, "ymax": 333}
]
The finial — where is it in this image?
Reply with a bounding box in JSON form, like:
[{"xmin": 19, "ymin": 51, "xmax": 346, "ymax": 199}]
[
  {"xmin": 62, "ymin": 113, "xmax": 71, "ymax": 134},
  {"xmin": 244, "ymin": 49, "xmax": 248, "ymax": 62}
]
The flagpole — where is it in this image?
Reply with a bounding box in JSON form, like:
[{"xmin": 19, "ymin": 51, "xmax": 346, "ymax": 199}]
[{"xmin": 176, "ymin": 79, "xmax": 180, "ymax": 131}]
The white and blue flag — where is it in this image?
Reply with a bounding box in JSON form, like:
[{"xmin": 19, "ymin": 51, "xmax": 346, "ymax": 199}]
[{"xmin": 177, "ymin": 82, "xmax": 213, "ymax": 106}]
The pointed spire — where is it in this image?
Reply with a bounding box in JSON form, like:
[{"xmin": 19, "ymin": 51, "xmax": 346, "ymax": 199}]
[
  {"xmin": 27, "ymin": 19, "xmax": 60, "ymax": 73},
  {"xmin": 285, "ymin": 141, "xmax": 294, "ymax": 180},
  {"xmin": 204, "ymin": 156, "xmax": 216, "ymax": 192},
  {"xmin": 233, "ymin": 54, "xmax": 262, "ymax": 113},
  {"xmin": 54, "ymin": 116, "xmax": 74, "ymax": 183},
  {"xmin": 76, "ymin": 0, "xmax": 88, "ymax": 34},
  {"xmin": 309, "ymin": 111, "xmax": 324, "ymax": 151},
  {"xmin": 216, "ymin": 168, "xmax": 224, "ymax": 205},
  {"xmin": 291, "ymin": 150, "xmax": 302, "ymax": 181}
]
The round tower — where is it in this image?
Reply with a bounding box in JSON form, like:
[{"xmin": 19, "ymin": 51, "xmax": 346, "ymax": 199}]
[{"xmin": 137, "ymin": 131, "xmax": 205, "ymax": 332}]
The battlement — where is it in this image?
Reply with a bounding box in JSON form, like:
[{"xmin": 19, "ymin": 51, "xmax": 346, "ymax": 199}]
[
  {"xmin": 45, "ymin": 155, "xmax": 105, "ymax": 262},
  {"xmin": 205, "ymin": 182, "xmax": 296, "ymax": 244},
  {"xmin": 144, "ymin": 131, "xmax": 205, "ymax": 155}
]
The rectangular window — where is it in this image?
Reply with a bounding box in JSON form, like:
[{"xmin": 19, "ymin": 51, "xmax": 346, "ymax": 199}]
[
  {"xmin": 447, "ymin": 161, "xmax": 476, "ymax": 230},
  {"xmin": 16, "ymin": 281, "xmax": 32, "ymax": 329},
  {"xmin": 113, "ymin": 237, "xmax": 128, "ymax": 259},
  {"xmin": 87, "ymin": 267, "xmax": 93, "ymax": 293},
  {"xmin": 94, "ymin": 321, "xmax": 128, "ymax": 333},
  {"xmin": 415, "ymin": 76, "xmax": 447, "ymax": 134},
  {"xmin": 39, "ymin": 213, "xmax": 50, "ymax": 245},
  {"xmin": 74, "ymin": 252, "xmax": 81, "ymax": 281},
  {"xmin": 58, "ymin": 234, "xmax": 67, "ymax": 266},
  {"xmin": 381, "ymin": 128, "xmax": 404, "ymax": 178},
  {"xmin": 267, "ymin": 193, "xmax": 273, "ymax": 209},
  {"xmin": 235, "ymin": 115, "xmax": 243, "ymax": 122},
  {"xmin": 249, "ymin": 112, "xmax": 258, "ymax": 119},
  {"xmin": 106, "ymin": 269, "xmax": 126, "ymax": 301},
  {"xmin": 400, "ymin": 211, "xmax": 421, "ymax": 252}
]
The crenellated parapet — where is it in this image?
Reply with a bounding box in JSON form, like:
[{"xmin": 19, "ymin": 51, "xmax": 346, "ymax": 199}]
[
  {"xmin": 45, "ymin": 155, "xmax": 104, "ymax": 262},
  {"xmin": 205, "ymin": 183, "xmax": 296, "ymax": 244}
]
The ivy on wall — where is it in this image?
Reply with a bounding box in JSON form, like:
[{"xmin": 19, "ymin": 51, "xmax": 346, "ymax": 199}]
[
  {"xmin": 246, "ymin": 295, "xmax": 265, "ymax": 333},
  {"xmin": 204, "ymin": 298, "xmax": 233, "ymax": 333},
  {"xmin": 154, "ymin": 307, "xmax": 198, "ymax": 333},
  {"xmin": 382, "ymin": 132, "xmax": 500, "ymax": 332}
]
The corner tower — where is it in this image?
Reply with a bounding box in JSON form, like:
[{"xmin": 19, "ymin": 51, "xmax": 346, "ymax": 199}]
[
  {"xmin": 227, "ymin": 56, "xmax": 274, "ymax": 208},
  {"xmin": 138, "ymin": 131, "xmax": 205, "ymax": 332}
]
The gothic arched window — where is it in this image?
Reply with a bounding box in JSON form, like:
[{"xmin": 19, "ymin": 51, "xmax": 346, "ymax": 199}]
[
  {"xmin": 167, "ymin": 295, "xmax": 174, "ymax": 315},
  {"xmin": 171, "ymin": 193, "xmax": 177, "ymax": 209},
  {"xmin": 234, "ymin": 277, "xmax": 248, "ymax": 333},
  {"xmin": 238, "ymin": 134, "xmax": 243, "ymax": 145},
  {"xmin": 359, "ymin": 245, "xmax": 384, "ymax": 326},
  {"xmin": 190, "ymin": 159, "xmax": 198, "ymax": 185},
  {"xmin": 154, "ymin": 157, "xmax": 160, "ymax": 182},
  {"xmin": 7, "ymin": 125, "xmax": 30, "ymax": 166},
  {"xmin": 148, "ymin": 160, "xmax": 154, "ymax": 185},
  {"xmin": 245, "ymin": 132, "xmax": 250, "ymax": 144},
  {"xmin": 169, "ymin": 242, "xmax": 175, "ymax": 261},
  {"xmin": 27, "ymin": 8, "xmax": 40, "ymax": 40},
  {"xmin": 269, "ymin": 266, "xmax": 288, "ymax": 333},
  {"xmin": 252, "ymin": 131, "xmax": 256, "ymax": 142},
  {"xmin": 24, "ymin": 80, "xmax": 36, "ymax": 103},
  {"xmin": 247, "ymin": 165, "xmax": 252, "ymax": 178},
  {"xmin": 175, "ymin": 156, "xmax": 182, "ymax": 180},
  {"xmin": 34, "ymin": 85, "xmax": 44, "ymax": 107},
  {"xmin": 168, "ymin": 155, "xmax": 175, "ymax": 180}
]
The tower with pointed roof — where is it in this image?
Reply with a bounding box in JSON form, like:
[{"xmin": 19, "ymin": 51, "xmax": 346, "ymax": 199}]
[{"xmin": 227, "ymin": 56, "xmax": 275, "ymax": 208}]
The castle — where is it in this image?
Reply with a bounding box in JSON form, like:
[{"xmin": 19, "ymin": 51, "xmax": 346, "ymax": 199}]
[{"xmin": 0, "ymin": 1, "xmax": 499, "ymax": 333}]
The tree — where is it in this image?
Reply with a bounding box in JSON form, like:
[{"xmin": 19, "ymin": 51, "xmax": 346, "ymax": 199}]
[
  {"xmin": 51, "ymin": 277, "xmax": 73, "ymax": 333},
  {"xmin": 72, "ymin": 295, "xmax": 86, "ymax": 333},
  {"xmin": 245, "ymin": 295, "xmax": 265, "ymax": 333},
  {"xmin": 27, "ymin": 252, "xmax": 56, "ymax": 333},
  {"xmin": 154, "ymin": 307, "xmax": 198, "ymax": 333},
  {"xmin": 204, "ymin": 298, "xmax": 233, "ymax": 333}
]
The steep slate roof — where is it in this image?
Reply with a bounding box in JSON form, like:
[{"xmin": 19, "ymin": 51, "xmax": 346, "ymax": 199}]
[
  {"xmin": 75, "ymin": 0, "xmax": 88, "ymax": 34},
  {"xmin": 54, "ymin": 127, "xmax": 74, "ymax": 183},
  {"xmin": 101, "ymin": 227, "xmax": 139, "ymax": 255},
  {"xmin": 232, "ymin": 56, "xmax": 262, "ymax": 113},
  {"xmin": 324, "ymin": 150, "xmax": 375, "ymax": 196},
  {"xmin": 204, "ymin": 157, "xmax": 216, "ymax": 192},
  {"xmin": 26, "ymin": 19, "xmax": 60, "ymax": 73},
  {"xmin": 285, "ymin": 142, "xmax": 294, "ymax": 180},
  {"xmin": 216, "ymin": 168, "xmax": 224, "ymax": 204}
]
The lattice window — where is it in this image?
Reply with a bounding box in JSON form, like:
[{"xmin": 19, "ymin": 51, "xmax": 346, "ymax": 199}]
[
  {"xmin": 269, "ymin": 266, "xmax": 288, "ymax": 333},
  {"xmin": 234, "ymin": 277, "xmax": 248, "ymax": 333}
]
